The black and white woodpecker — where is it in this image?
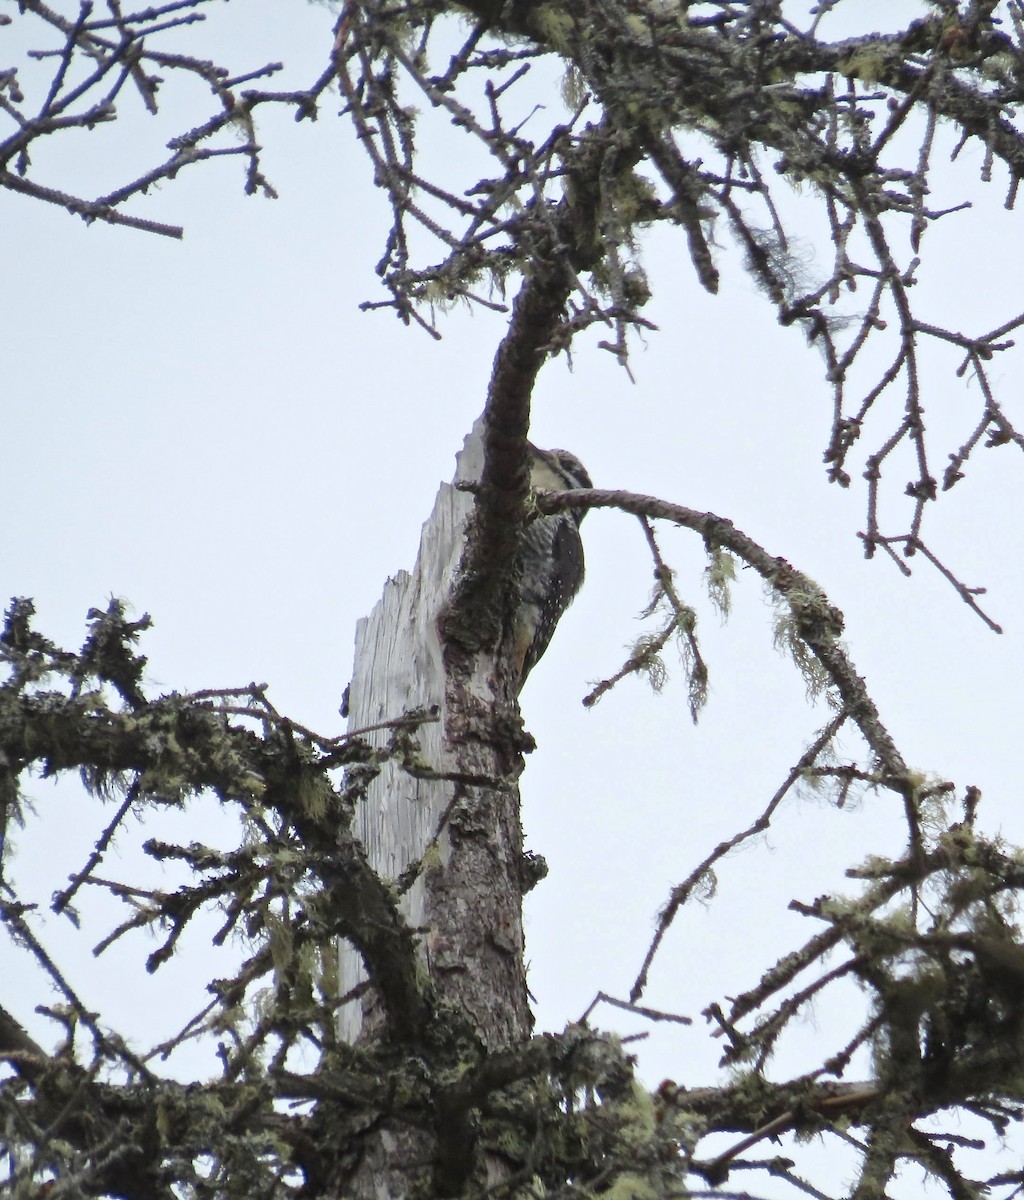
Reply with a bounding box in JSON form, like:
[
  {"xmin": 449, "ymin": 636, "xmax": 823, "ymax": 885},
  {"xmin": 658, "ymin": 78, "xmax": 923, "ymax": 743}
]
[{"xmin": 512, "ymin": 443, "xmax": 593, "ymax": 689}]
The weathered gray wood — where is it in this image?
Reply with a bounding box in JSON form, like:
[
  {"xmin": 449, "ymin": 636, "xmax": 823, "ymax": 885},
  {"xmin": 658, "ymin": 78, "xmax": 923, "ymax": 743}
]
[{"xmin": 338, "ymin": 425, "xmax": 485, "ymax": 1043}]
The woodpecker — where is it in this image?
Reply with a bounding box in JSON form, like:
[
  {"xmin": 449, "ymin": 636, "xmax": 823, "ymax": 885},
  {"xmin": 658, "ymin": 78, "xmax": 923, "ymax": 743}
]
[{"xmin": 512, "ymin": 443, "xmax": 592, "ymax": 689}]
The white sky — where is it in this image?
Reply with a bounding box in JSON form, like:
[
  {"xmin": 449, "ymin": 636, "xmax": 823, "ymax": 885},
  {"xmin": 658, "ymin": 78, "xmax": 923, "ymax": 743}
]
[{"xmin": 4, "ymin": 0, "xmax": 1024, "ymax": 1191}]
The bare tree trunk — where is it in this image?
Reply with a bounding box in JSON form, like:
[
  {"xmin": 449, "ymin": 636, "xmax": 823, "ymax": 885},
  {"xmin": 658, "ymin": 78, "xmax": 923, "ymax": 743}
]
[
  {"xmin": 336, "ymin": 259, "xmax": 575, "ymax": 1195},
  {"xmin": 340, "ymin": 421, "xmax": 531, "ymax": 1051}
]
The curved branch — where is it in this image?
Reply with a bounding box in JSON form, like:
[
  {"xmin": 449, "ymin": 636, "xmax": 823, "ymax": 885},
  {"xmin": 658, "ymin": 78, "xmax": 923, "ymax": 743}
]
[{"xmin": 542, "ymin": 486, "xmax": 908, "ymax": 781}]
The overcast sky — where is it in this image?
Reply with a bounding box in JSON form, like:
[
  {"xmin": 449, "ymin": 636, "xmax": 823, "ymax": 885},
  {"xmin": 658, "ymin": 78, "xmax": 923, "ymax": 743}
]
[{"xmin": 5, "ymin": 1, "xmax": 1024, "ymax": 1189}]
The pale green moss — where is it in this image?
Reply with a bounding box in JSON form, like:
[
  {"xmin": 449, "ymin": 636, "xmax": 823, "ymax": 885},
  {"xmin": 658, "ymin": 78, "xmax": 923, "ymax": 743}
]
[
  {"xmin": 603, "ymin": 1175, "xmax": 658, "ymax": 1200},
  {"xmin": 560, "ymin": 65, "xmax": 588, "ymax": 110},
  {"xmin": 705, "ymin": 547, "xmax": 736, "ymax": 618},
  {"xmin": 835, "ymin": 47, "xmax": 892, "ymax": 84},
  {"xmin": 533, "ymin": 6, "xmax": 574, "ymax": 54}
]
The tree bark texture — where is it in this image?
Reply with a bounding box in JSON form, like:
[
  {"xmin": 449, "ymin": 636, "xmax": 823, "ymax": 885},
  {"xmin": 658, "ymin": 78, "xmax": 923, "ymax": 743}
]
[{"xmin": 340, "ymin": 422, "xmax": 532, "ymax": 1052}]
